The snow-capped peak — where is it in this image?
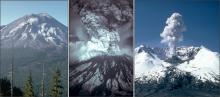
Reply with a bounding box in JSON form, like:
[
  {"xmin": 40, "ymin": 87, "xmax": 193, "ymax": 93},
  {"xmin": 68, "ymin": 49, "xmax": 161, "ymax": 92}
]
[
  {"xmin": 135, "ymin": 45, "xmax": 220, "ymax": 83},
  {"xmin": 0, "ymin": 13, "xmax": 67, "ymax": 49},
  {"xmin": 135, "ymin": 45, "xmax": 200, "ymax": 61},
  {"xmin": 27, "ymin": 17, "xmax": 39, "ymax": 25},
  {"xmin": 177, "ymin": 46, "xmax": 220, "ymax": 82},
  {"xmin": 135, "ymin": 46, "xmax": 171, "ymax": 80},
  {"xmin": 26, "ymin": 13, "xmax": 52, "ymax": 19}
]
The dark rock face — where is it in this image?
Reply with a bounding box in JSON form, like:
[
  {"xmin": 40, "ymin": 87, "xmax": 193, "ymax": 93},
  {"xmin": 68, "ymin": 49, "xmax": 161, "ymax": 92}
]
[
  {"xmin": 136, "ymin": 45, "xmax": 201, "ymax": 62},
  {"xmin": 135, "ymin": 66, "xmax": 220, "ymax": 97},
  {"xmin": 164, "ymin": 56, "xmax": 184, "ymax": 64},
  {"xmin": 70, "ymin": 55, "xmax": 133, "ymax": 96}
]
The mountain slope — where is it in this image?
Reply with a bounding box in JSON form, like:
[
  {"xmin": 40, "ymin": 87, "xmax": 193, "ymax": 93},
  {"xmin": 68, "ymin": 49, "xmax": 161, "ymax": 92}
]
[
  {"xmin": 135, "ymin": 45, "xmax": 220, "ymax": 97},
  {"xmin": 1, "ymin": 13, "xmax": 67, "ymax": 49},
  {"xmin": 70, "ymin": 55, "xmax": 133, "ymax": 96},
  {"xmin": 177, "ymin": 46, "xmax": 220, "ymax": 82},
  {"xmin": 0, "ymin": 13, "xmax": 68, "ymax": 96},
  {"xmin": 135, "ymin": 46, "xmax": 170, "ymax": 80},
  {"xmin": 0, "ymin": 25, "xmax": 6, "ymax": 30},
  {"xmin": 135, "ymin": 45, "xmax": 219, "ymax": 82}
]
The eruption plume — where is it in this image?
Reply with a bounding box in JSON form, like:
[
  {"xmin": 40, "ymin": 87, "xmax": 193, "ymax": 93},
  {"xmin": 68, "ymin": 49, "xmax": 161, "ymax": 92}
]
[{"xmin": 160, "ymin": 12, "xmax": 186, "ymax": 57}]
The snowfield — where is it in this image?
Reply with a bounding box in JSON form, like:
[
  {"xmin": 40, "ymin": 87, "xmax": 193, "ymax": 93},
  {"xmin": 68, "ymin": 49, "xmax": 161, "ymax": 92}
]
[{"xmin": 135, "ymin": 45, "xmax": 220, "ymax": 83}]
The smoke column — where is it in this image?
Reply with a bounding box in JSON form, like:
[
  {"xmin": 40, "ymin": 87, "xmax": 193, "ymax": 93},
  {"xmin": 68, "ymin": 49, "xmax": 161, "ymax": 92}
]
[{"xmin": 160, "ymin": 12, "xmax": 186, "ymax": 57}]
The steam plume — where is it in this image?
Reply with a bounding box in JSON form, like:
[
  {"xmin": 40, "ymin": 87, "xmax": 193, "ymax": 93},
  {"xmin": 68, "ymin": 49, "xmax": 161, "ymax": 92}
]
[{"xmin": 160, "ymin": 12, "xmax": 186, "ymax": 57}]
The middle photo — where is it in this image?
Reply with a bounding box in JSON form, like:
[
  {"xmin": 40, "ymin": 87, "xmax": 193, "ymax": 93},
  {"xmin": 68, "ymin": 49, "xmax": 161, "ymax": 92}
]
[{"xmin": 69, "ymin": 0, "xmax": 134, "ymax": 96}]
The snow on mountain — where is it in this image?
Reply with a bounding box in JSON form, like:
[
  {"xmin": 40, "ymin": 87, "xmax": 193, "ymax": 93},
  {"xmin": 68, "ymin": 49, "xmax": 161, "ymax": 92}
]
[
  {"xmin": 176, "ymin": 46, "xmax": 200, "ymax": 61},
  {"xmin": 0, "ymin": 13, "xmax": 67, "ymax": 49},
  {"xmin": 135, "ymin": 45, "xmax": 220, "ymax": 83},
  {"xmin": 135, "ymin": 46, "xmax": 171, "ymax": 80},
  {"xmin": 177, "ymin": 46, "xmax": 220, "ymax": 82},
  {"xmin": 0, "ymin": 13, "xmax": 68, "ymax": 96}
]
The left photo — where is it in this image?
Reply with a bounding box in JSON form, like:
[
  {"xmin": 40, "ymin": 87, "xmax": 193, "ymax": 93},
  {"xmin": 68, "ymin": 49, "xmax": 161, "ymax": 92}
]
[{"xmin": 0, "ymin": 1, "xmax": 68, "ymax": 97}]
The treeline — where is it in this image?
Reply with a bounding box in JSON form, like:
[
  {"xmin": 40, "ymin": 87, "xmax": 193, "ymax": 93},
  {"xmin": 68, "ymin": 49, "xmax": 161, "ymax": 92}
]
[{"xmin": 0, "ymin": 68, "xmax": 63, "ymax": 97}]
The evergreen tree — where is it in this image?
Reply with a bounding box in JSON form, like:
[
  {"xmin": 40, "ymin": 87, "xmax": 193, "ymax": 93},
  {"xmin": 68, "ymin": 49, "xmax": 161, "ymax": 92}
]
[
  {"xmin": 0, "ymin": 78, "xmax": 11, "ymax": 96},
  {"xmin": 24, "ymin": 72, "xmax": 34, "ymax": 97},
  {"xmin": 0, "ymin": 78, "xmax": 23, "ymax": 96},
  {"xmin": 13, "ymin": 87, "xmax": 23, "ymax": 96},
  {"xmin": 49, "ymin": 68, "xmax": 63, "ymax": 97}
]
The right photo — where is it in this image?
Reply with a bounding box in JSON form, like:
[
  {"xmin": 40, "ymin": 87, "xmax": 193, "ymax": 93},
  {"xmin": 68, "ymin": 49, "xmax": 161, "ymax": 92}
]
[{"xmin": 135, "ymin": 0, "xmax": 220, "ymax": 97}]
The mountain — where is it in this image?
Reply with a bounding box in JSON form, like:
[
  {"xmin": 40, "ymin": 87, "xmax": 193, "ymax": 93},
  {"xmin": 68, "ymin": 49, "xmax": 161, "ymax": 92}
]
[
  {"xmin": 69, "ymin": 0, "xmax": 133, "ymax": 96},
  {"xmin": 0, "ymin": 25, "xmax": 6, "ymax": 30},
  {"xmin": 0, "ymin": 13, "xmax": 68, "ymax": 96},
  {"xmin": 70, "ymin": 55, "xmax": 133, "ymax": 96},
  {"xmin": 135, "ymin": 45, "xmax": 220, "ymax": 97},
  {"xmin": 1, "ymin": 13, "xmax": 67, "ymax": 50}
]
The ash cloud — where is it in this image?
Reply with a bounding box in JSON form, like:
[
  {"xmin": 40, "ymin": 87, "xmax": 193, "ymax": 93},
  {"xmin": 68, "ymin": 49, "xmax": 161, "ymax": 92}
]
[
  {"xmin": 69, "ymin": 0, "xmax": 133, "ymax": 63},
  {"xmin": 160, "ymin": 12, "xmax": 186, "ymax": 57}
]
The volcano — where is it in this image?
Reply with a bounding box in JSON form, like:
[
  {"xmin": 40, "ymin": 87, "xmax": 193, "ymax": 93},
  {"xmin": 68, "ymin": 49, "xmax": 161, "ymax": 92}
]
[
  {"xmin": 70, "ymin": 55, "xmax": 133, "ymax": 96},
  {"xmin": 0, "ymin": 13, "xmax": 68, "ymax": 95},
  {"xmin": 1, "ymin": 13, "xmax": 67, "ymax": 50},
  {"xmin": 135, "ymin": 45, "xmax": 220, "ymax": 97}
]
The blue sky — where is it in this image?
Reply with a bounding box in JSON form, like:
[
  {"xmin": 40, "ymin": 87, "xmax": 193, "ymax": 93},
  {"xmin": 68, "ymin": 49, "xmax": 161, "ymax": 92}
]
[
  {"xmin": 136, "ymin": 0, "xmax": 220, "ymax": 52},
  {"xmin": 1, "ymin": 0, "xmax": 67, "ymax": 26}
]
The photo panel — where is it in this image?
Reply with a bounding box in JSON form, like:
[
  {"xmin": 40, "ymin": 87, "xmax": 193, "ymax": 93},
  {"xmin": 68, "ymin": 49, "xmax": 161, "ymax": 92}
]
[
  {"xmin": 69, "ymin": 0, "xmax": 134, "ymax": 96},
  {"xmin": 134, "ymin": 0, "xmax": 220, "ymax": 97},
  {"xmin": 0, "ymin": 0, "xmax": 68, "ymax": 97}
]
